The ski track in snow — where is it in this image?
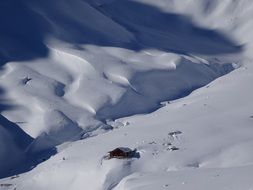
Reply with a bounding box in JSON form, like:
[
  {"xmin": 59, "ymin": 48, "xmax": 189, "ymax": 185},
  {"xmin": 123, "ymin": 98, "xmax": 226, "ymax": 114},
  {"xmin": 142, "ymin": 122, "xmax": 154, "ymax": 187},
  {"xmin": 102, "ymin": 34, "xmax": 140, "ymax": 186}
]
[{"xmin": 1, "ymin": 0, "xmax": 253, "ymax": 189}]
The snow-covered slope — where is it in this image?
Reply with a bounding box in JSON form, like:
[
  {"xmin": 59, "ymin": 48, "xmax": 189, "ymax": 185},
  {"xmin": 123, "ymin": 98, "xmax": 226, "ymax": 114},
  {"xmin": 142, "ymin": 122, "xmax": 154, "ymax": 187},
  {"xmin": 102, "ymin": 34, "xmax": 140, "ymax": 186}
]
[
  {"xmin": 0, "ymin": 115, "xmax": 33, "ymax": 176},
  {"xmin": 0, "ymin": 0, "xmax": 253, "ymax": 189}
]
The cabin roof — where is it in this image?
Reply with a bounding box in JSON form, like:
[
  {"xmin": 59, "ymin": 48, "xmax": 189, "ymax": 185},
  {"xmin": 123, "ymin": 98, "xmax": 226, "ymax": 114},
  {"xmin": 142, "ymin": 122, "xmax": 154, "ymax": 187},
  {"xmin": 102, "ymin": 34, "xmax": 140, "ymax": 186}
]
[{"xmin": 109, "ymin": 147, "xmax": 132, "ymax": 153}]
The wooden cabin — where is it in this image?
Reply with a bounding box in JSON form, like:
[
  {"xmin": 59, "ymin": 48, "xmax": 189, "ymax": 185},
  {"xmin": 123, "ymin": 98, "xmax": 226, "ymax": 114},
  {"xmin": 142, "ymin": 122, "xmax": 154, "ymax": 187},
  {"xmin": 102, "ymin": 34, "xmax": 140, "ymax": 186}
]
[{"xmin": 107, "ymin": 147, "xmax": 136, "ymax": 159}]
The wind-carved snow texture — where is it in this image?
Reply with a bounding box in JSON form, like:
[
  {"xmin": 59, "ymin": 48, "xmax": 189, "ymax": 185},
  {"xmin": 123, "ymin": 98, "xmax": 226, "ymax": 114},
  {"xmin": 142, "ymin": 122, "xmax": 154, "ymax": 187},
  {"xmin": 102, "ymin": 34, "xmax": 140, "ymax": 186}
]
[
  {"xmin": 1, "ymin": 0, "xmax": 252, "ymax": 189},
  {"xmin": 0, "ymin": 0, "xmax": 240, "ymax": 178}
]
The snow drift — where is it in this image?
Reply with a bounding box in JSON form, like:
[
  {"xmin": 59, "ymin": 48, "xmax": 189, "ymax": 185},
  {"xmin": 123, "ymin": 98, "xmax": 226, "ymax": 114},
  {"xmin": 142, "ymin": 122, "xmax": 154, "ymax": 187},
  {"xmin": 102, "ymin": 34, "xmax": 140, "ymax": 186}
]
[{"xmin": 0, "ymin": 0, "xmax": 253, "ymax": 190}]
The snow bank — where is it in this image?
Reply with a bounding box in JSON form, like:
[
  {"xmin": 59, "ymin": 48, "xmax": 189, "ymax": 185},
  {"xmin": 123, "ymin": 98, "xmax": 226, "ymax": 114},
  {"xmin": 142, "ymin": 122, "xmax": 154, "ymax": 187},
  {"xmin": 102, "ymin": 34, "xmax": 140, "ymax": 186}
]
[{"xmin": 0, "ymin": 0, "xmax": 253, "ymax": 190}]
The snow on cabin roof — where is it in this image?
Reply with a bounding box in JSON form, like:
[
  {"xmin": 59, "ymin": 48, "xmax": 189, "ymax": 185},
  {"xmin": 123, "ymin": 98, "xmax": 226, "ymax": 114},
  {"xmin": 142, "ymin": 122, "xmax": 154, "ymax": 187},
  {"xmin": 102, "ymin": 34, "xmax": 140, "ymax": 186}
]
[{"xmin": 110, "ymin": 147, "xmax": 132, "ymax": 153}]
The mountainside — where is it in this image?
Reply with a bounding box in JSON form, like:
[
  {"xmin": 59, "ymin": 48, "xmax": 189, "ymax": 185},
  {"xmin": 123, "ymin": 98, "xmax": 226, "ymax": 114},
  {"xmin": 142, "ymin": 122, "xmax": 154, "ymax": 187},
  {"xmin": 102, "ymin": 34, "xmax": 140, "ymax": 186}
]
[{"xmin": 0, "ymin": 0, "xmax": 253, "ymax": 189}]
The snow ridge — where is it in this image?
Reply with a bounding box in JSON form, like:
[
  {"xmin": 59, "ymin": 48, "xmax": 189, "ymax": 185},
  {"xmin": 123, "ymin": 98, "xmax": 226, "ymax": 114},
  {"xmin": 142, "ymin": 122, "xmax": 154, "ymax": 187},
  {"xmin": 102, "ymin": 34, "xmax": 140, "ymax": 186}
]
[{"xmin": 1, "ymin": 0, "xmax": 253, "ymax": 190}]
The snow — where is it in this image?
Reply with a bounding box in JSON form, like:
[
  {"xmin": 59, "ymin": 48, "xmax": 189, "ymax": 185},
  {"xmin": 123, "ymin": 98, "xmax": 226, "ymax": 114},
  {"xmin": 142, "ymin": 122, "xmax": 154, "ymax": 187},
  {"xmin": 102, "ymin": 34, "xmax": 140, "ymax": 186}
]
[
  {"xmin": 0, "ymin": 115, "xmax": 32, "ymax": 177},
  {"xmin": 1, "ymin": 0, "xmax": 253, "ymax": 189},
  {"xmin": 115, "ymin": 166, "xmax": 253, "ymax": 190}
]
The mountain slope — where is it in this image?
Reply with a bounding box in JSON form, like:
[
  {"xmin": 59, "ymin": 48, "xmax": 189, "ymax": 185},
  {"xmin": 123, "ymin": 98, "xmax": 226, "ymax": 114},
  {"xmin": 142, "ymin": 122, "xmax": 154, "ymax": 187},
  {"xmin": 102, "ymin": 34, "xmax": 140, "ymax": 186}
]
[{"xmin": 0, "ymin": 0, "xmax": 253, "ymax": 189}]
